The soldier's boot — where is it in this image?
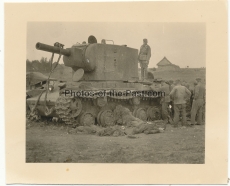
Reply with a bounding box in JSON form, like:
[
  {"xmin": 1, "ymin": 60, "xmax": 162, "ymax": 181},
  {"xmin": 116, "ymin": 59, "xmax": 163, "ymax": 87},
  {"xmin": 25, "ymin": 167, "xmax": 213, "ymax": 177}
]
[{"xmin": 141, "ymin": 67, "xmax": 144, "ymax": 81}]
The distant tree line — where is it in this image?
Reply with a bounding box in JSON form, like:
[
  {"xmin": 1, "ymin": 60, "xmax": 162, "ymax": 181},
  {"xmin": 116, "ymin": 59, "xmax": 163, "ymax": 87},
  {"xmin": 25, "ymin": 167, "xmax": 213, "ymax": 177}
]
[{"xmin": 26, "ymin": 57, "xmax": 63, "ymax": 73}]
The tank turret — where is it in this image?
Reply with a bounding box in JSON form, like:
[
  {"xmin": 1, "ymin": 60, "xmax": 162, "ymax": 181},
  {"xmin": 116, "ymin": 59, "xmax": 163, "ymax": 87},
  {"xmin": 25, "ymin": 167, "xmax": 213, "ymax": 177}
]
[{"xmin": 36, "ymin": 36, "xmax": 139, "ymax": 81}]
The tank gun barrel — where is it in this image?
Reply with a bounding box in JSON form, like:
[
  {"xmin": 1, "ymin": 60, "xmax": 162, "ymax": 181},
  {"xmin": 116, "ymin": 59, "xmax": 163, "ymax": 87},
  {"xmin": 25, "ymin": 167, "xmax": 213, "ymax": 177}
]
[{"xmin": 36, "ymin": 42, "xmax": 71, "ymax": 56}]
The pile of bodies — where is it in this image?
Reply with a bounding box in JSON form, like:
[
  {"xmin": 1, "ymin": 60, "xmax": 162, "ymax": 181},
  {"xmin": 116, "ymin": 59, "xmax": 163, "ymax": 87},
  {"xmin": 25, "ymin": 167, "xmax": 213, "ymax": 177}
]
[{"xmin": 69, "ymin": 105, "xmax": 166, "ymax": 137}]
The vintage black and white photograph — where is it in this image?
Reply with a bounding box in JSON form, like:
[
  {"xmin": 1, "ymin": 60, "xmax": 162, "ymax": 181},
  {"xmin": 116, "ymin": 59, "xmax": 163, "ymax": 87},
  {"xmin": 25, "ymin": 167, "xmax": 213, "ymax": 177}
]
[{"xmin": 25, "ymin": 22, "xmax": 206, "ymax": 163}]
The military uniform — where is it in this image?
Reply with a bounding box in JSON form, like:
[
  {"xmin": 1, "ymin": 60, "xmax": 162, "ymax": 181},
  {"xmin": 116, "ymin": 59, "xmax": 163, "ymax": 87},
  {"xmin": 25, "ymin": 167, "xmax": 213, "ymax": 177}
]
[
  {"xmin": 185, "ymin": 84, "xmax": 191, "ymax": 118},
  {"xmin": 159, "ymin": 82, "xmax": 171, "ymax": 122},
  {"xmin": 169, "ymin": 83, "xmax": 191, "ymax": 127},
  {"xmin": 138, "ymin": 41, "xmax": 151, "ymax": 80},
  {"xmin": 168, "ymin": 80, "xmax": 175, "ymax": 118},
  {"xmin": 191, "ymin": 82, "xmax": 205, "ymax": 125}
]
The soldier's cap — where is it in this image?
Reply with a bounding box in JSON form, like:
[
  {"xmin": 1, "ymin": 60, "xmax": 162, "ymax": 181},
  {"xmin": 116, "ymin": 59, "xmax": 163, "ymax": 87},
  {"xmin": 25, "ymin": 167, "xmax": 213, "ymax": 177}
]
[{"xmin": 143, "ymin": 38, "xmax": 148, "ymax": 41}]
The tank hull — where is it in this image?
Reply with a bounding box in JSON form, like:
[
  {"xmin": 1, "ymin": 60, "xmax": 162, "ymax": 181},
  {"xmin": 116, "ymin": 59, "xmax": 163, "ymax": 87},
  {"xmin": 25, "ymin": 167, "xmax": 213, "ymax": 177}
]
[{"xmin": 26, "ymin": 81, "xmax": 162, "ymax": 125}]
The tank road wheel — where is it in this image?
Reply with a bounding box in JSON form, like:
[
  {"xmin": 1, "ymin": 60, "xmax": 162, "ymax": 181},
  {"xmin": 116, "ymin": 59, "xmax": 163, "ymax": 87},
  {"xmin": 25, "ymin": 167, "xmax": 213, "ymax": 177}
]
[
  {"xmin": 136, "ymin": 108, "xmax": 147, "ymax": 121},
  {"xmin": 147, "ymin": 107, "xmax": 154, "ymax": 121},
  {"xmin": 130, "ymin": 97, "xmax": 140, "ymax": 106},
  {"xmin": 96, "ymin": 97, "xmax": 107, "ymax": 107},
  {"xmin": 79, "ymin": 112, "xmax": 95, "ymax": 126},
  {"xmin": 132, "ymin": 97, "xmax": 141, "ymax": 105},
  {"xmin": 69, "ymin": 98, "xmax": 82, "ymax": 117},
  {"xmin": 147, "ymin": 107, "xmax": 157, "ymax": 121},
  {"xmin": 101, "ymin": 110, "xmax": 115, "ymax": 127},
  {"xmin": 98, "ymin": 110, "xmax": 115, "ymax": 127},
  {"xmin": 154, "ymin": 107, "xmax": 161, "ymax": 120},
  {"xmin": 147, "ymin": 106, "xmax": 161, "ymax": 121},
  {"xmin": 97, "ymin": 110, "xmax": 104, "ymax": 125}
]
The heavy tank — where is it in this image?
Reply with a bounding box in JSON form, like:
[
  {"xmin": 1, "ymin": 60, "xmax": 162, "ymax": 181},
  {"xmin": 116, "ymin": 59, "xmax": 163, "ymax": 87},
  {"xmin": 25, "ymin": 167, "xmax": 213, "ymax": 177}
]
[{"xmin": 26, "ymin": 36, "xmax": 162, "ymax": 126}]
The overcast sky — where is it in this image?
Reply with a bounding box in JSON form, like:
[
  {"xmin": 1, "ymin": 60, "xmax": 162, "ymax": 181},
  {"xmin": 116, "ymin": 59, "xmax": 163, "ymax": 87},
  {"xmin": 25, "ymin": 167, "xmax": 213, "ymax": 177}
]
[{"xmin": 27, "ymin": 22, "xmax": 205, "ymax": 68}]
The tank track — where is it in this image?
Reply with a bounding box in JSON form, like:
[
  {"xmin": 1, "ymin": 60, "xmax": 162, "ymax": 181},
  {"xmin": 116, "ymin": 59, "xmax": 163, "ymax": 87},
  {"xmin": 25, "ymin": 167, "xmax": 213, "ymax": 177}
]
[
  {"xmin": 55, "ymin": 92, "xmax": 161, "ymax": 125},
  {"xmin": 55, "ymin": 96, "xmax": 76, "ymax": 125}
]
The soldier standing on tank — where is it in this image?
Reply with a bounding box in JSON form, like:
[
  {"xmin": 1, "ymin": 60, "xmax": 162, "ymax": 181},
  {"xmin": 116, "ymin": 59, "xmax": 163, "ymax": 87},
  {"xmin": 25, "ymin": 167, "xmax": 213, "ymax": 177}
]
[
  {"xmin": 169, "ymin": 79, "xmax": 191, "ymax": 127},
  {"xmin": 190, "ymin": 78, "xmax": 205, "ymax": 126},
  {"xmin": 138, "ymin": 38, "xmax": 151, "ymax": 81}
]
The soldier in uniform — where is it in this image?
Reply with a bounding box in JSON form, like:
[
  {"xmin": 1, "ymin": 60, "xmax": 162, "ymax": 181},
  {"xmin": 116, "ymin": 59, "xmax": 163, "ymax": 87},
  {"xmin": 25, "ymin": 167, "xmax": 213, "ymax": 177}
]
[
  {"xmin": 168, "ymin": 79, "xmax": 175, "ymax": 91},
  {"xmin": 159, "ymin": 80, "xmax": 172, "ymax": 124},
  {"xmin": 138, "ymin": 38, "xmax": 151, "ymax": 81},
  {"xmin": 191, "ymin": 78, "xmax": 205, "ymax": 126},
  {"xmin": 168, "ymin": 79, "xmax": 175, "ymax": 118},
  {"xmin": 182, "ymin": 80, "xmax": 191, "ymax": 118},
  {"xmin": 190, "ymin": 81, "xmax": 198, "ymax": 107},
  {"xmin": 169, "ymin": 79, "xmax": 191, "ymax": 127}
]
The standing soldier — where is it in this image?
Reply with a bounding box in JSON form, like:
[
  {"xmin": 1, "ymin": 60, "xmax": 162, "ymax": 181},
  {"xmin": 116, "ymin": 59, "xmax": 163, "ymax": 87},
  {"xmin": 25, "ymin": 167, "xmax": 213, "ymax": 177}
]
[
  {"xmin": 138, "ymin": 38, "xmax": 151, "ymax": 81},
  {"xmin": 169, "ymin": 79, "xmax": 191, "ymax": 127},
  {"xmin": 159, "ymin": 80, "xmax": 172, "ymax": 124},
  {"xmin": 191, "ymin": 78, "xmax": 205, "ymax": 126},
  {"xmin": 190, "ymin": 81, "xmax": 198, "ymax": 107},
  {"xmin": 168, "ymin": 79, "xmax": 175, "ymax": 118},
  {"xmin": 182, "ymin": 80, "xmax": 191, "ymax": 118}
]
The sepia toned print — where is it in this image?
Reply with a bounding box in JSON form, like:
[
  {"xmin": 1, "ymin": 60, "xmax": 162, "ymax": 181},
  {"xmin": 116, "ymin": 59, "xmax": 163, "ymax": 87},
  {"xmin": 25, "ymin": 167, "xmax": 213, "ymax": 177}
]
[
  {"xmin": 5, "ymin": 1, "xmax": 228, "ymax": 184},
  {"xmin": 26, "ymin": 22, "xmax": 205, "ymax": 163}
]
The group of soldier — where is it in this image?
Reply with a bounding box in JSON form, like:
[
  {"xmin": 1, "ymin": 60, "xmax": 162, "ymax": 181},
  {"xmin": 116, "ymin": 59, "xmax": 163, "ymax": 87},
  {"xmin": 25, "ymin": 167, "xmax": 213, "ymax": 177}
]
[
  {"xmin": 138, "ymin": 38, "xmax": 205, "ymax": 127},
  {"xmin": 151, "ymin": 78, "xmax": 206, "ymax": 127}
]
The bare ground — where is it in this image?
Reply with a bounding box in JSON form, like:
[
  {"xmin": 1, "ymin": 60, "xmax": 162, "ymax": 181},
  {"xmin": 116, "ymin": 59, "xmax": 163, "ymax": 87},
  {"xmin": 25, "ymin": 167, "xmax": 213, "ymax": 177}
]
[{"xmin": 26, "ymin": 120, "xmax": 205, "ymax": 164}]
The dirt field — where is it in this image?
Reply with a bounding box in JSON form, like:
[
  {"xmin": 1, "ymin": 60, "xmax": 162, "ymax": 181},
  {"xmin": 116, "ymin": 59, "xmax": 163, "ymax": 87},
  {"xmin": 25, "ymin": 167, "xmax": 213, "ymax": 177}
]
[
  {"xmin": 27, "ymin": 67, "xmax": 205, "ymax": 163},
  {"xmin": 26, "ymin": 120, "xmax": 205, "ymax": 164}
]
